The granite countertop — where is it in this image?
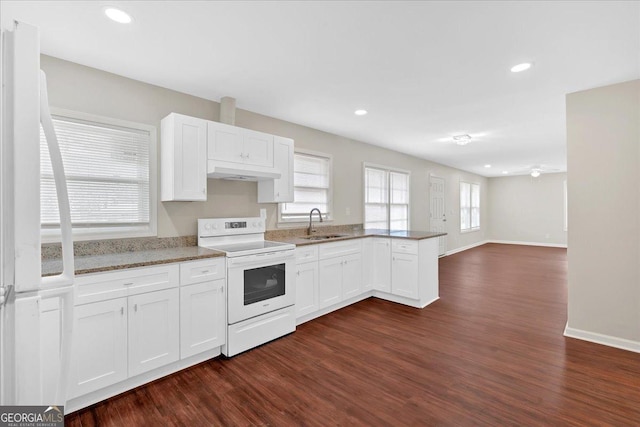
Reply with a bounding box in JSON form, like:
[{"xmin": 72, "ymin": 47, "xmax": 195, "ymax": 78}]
[
  {"xmin": 42, "ymin": 246, "xmax": 225, "ymax": 277},
  {"xmin": 270, "ymin": 229, "xmax": 447, "ymax": 247}
]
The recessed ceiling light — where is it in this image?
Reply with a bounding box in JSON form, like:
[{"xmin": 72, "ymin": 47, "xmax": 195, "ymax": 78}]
[
  {"xmin": 453, "ymin": 134, "xmax": 472, "ymax": 146},
  {"xmin": 104, "ymin": 7, "xmax": 133, "ymax": 24},
  {"xmin": 354, "ymin": 109, "xmax": 368, "ymax": 116},
  {"xmin": 502, "ymin": 171, "xmax": 509, "ymax": 174},
  {"xmin": 511, "ymin": 62, "xmax": 532, "ymax": 73},
  {"xmin": 484, "ymin": 164, "xmax": 491, "ymax": 168}
]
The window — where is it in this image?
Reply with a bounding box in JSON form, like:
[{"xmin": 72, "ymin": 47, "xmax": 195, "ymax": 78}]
[
  {"xmin": 460, "ymin": 182, "xmax": 480, "ymax": 232},
  {"xmin": 364, "ymin": 165, "xmax": 410, "ymax": 230},
  {"xmin": 40, "ymin": 110, "xmax": 156, "ymax": 241},
  {"xmin": 279, "ymin": 151, "xmax": 332, "ymax": 222}
]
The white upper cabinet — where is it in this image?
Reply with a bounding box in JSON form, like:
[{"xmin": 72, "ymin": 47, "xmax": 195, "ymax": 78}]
[
  {"xmin": 242, "ymin": 129, "xmax": 274, "ymax": 167},
  {"xmin": 161, "ymin": 112, "xmax": 293, "ymax": 201},
  {"xmin": 208, "ymin": 121, "xmax": 274, "ymax": 168},
  {"xmin": 258, "ymin": 136, "xmax": 294, "ymax": 203},
  {"xmin": 207, "ymin": 121, "xmax": 243, "ymax": 164},
  {"xmin": 161, "ymin": 113, "xmax": 207, "ymax": 201}
]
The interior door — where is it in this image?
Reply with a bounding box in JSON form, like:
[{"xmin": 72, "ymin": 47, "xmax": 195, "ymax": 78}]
[{"xmin": 429, "ymin": 175, "xmax": 447, "ymax": 256}]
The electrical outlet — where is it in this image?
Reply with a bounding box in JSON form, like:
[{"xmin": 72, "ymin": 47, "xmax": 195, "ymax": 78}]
[{"xmin": 346, "ymin": 207, "xmax": 351, "ymax": 216}]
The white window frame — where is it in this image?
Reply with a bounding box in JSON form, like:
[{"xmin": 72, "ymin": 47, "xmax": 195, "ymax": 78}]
[
  {"xmin": 41, "ymin": 108, "xmax": 158, "ymax": 243},
  {"xmin": 460, "ymin": 181, "xmax": 480, "ymax": 233},
  {"xmin": 278, "ymin": 148, "xmax": 333, "ymax": 225},
  {"xmin": 363, "ymin": 162, "xmax": 411, "ymax": 230}
]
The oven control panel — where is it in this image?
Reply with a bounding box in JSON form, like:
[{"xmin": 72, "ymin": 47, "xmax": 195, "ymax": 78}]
[
  {"xmin": 225, "ymin": 221, "xmax": 247, "ymax": 229},
  {"xmin": 198, "ymin": 217, "xmax": 265, "ymax": 237}
]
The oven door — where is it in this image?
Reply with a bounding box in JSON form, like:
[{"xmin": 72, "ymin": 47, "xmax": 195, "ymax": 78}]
[{"xmin": 227, "ymin": 250, "xmax": 295, "ymax": 324}]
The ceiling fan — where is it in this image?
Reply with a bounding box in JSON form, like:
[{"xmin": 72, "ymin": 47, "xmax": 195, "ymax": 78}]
[{"xmin": 513, "ymin": 165, "xmax": 561, "ymax": 178}]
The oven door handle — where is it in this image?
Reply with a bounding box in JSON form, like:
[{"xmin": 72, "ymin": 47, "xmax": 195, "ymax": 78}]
[{"xmin": 228, "ymin": 251, "xmax": 294, "ymax": 267}]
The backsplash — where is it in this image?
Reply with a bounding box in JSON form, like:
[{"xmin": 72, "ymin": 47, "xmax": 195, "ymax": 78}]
[
  {"xmin": 42, "ymin": 224, "xmax": 363, "ymax": 260},
  {"xmin": 265, "ymin": 223, "xmax": 363, "ymax": 240},
  {"xmin": 42, "ymin": 235, "xmax": 196, "ymax": 260}
]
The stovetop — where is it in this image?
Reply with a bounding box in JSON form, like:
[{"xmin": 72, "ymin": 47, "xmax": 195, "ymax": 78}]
[
  {"xmin": 197, "ymin": 217, "xmax": 295, "ymax": 257},
  {"xmin": 202, "ymin": 240, "xmax": 293, "ymax": 254}
]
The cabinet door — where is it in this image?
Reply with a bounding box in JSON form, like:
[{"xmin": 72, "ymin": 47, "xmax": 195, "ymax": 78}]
[
  {"xmin": 272, "ymin": 137, "xmax": 293, "ymax": 202},
  {"xmin": 258, "ymin": 137, "xmax": 293, "ymax": 203},
  {"xmin": 180, "ymin": 280, "xmax": 226, "ymax": 359},
  {"xmin": 296, "ymin": 261, "xmax": 319, "ymax": 318},
  {"xmin": 392, "ymin": 253, "xmax": 419, "ymax": 299},
  {"xmin": 69, "ymin": 298, "xmax": 128, "ymax": 399},
  {"xmin": 318, "ymin": 257, "xmax": 343, "ymax": 309},
  {"xmin": 341, "ymin": 253, "xmax": 363, "ymax": 300},
  {"xmin": 372, "ymin": 238, "xmax": 391, "ymax": 292},
  {"xmin": 161, "ymin": 114, "xmax": 207, "ymax": 201},
  {"xmin": 207, "ymin": 121, "xmax": 244, "ymax": 164},
  {"xmin": 128, "ymin": 288, "xmax": 180, "ymax": 377},
  {"xmin": 39, "ymin": 299, "xmax": 60, "ymax": 403},
  {"xmin": 242, "ymin": 129, "xmax": 274, "ymax": 167}
]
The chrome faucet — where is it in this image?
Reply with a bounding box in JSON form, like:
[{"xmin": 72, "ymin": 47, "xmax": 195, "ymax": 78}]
[{"xmin": 308, "ymin": 208, "xmax": 323, "ymax": 234}]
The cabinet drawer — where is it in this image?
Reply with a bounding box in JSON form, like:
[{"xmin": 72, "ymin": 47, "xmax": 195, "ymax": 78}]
[
  {"xmin": 319, "ymin": 239, "xmax": 362, "ymax": 260},
  {"xmin": 75, "ymin": 264, "xmax": 179, "ymax": 305},
  {"xmin": 392, "ymin": 239, "xmax": 419, "ymax": 255},
  {"xmin": 296, "ymin": 245, "xmax": 319, "ymax": 263},
  {"xmin": 180, "ymin": 258, "xmax": 226, "ymax": 286}
]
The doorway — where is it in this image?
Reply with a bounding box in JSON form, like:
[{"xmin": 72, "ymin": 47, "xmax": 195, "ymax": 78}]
[{"xmin": 429, "ymin": 175, "xmax": 447, "ymax": 256}]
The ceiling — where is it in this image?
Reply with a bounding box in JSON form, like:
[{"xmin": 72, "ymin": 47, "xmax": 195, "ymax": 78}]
[{"xmin": 2, "ymin": 1, "xmax": 639, "ymax": 177}]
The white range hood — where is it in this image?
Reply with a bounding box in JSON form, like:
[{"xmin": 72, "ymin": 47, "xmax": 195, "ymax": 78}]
[{"xmin": 207, "ymin": 163, "xmax": 281, "ymax": 181}]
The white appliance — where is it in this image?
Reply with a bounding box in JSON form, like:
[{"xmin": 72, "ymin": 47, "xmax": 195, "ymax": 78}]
[
  {"xmin": 198, "ymin": 217, "xmax": 296, "ymax": 356},
  {"xmin": 0, "ymin": 22, "xmax": 75, "ymax": 407}
]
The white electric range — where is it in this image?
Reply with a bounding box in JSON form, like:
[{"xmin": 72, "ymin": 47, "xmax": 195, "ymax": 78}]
[{"xmin": 198, "ymin": 217, "xmax": 296, "ymax": 356}]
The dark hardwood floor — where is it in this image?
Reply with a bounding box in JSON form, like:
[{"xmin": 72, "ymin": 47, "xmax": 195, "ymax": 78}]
[{"xmin": 65, "ymin": 243, "xmax": 640, "ymax": 426}]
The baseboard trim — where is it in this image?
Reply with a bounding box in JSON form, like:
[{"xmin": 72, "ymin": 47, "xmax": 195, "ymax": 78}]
[
  {"xmin": 489, "ymin": 240, "xmax": 567, "ymax": 248},
  {"xmin": 445, "ymin": 240, "xmax": 489, "ymax": 256},
  {"xmin": 564, "ymin": 324, "xmax": 640, "ymax": 354}
]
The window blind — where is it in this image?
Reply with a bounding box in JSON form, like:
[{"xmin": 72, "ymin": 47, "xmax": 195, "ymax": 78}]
[
  {"xmin": 40, "ymin": 115, "xmax": 151, "ymax": 229},
  {"xmin": 364, "ymin": 166, "xmax": 410, "ymax": 230},
  {"xmin": 280, "ymin": 152, "xmax": 331, "ymax": 221}
]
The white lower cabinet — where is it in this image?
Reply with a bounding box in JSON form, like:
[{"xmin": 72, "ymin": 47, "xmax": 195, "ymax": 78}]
[
  {"xmin": 40, "ymin": 299, "xmax": 61, "ymax": 403},
  {"xmin": 128, "ymin": 288, "xmax": 180, "ymax": 377},
  {"xmin": 318, "ymin": 241, "xmax": 363, "ymax": 309},
  {"xmin": 392, "ymin": 253, "xmax": 420, "ymax": 299},
  {"xmin": 180, "ymin": 279, "xmax": 226, "ymax": 359},
  {"xmin": 68, "ymin": 259, "xmax": 226, "ymax": 409},
  {"xmin": 318, "ymin": 257, "xmax": 343, "ymax": 308},
  {"xmin": 371, "ymin": 238, "xmax": 391, "ymax": 292},
  {"xmin": 341, "ymin": 253, "xmax": 363, "ymax": 299},
  {"xmin": 69, "ymin": 298, "xmax": 128, "ymax": 399},
  {"xmin": 295, "ymin": 261, "xmax": 319, "ymax": 317}
]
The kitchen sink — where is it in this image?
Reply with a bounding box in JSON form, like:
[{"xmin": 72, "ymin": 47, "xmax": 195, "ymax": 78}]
[{"xmin": 300, "ymin": 234, "xmax": 349, "ymax": 241}]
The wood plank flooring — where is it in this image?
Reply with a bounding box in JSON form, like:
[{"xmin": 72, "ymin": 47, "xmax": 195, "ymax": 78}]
[{"xmin": 65, "ymin": 243, "xmax": 640, "ymax": 426}]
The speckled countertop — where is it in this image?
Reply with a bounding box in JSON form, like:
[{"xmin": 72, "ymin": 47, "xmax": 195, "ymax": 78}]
[
  {"xmin": 42, "ymin": 246, "xmax": 224, "ymax": 277},
  {"xmin": 269, "ymin": 229, "xmax": 447, "ymax": 247},
  {"xmin": 41, "ymin": 226, "xmax": 445, "ymax": 277}
]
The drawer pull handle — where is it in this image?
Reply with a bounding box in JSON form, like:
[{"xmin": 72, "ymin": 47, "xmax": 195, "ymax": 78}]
[
  {"xmin": 201, "ymin": 270, "xmax": 210, "ymax": 274},
  {"xmin": 123, "ymin": 282, "xmax": 134, "ymax": 286},
  {"xmin": 134, "ymin": 304, "xmax": 138, "ymax": 312},
  {"xmin": 120, "ymin": 307, "xmax": 124, "ymax": 315}
]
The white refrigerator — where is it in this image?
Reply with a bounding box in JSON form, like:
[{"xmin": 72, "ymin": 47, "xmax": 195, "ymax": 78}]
[{"xmin": 0, "ymin": 21, "xmax": 75, "ymax": 408}]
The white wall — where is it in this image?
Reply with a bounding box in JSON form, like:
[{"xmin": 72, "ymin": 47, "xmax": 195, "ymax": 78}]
[
  {"xmin": 566, "ymin": 79, "xmax": 640, "ymax": 346},
  {"xmin": 40, "ymin": 55, "xmax": 488, "ymax": 252},
  {"xmin": 488, "ymin": 173, "xmax": 567, "ymax": 246}
]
